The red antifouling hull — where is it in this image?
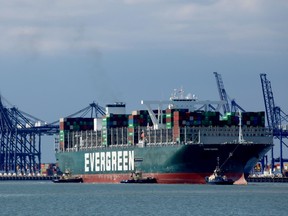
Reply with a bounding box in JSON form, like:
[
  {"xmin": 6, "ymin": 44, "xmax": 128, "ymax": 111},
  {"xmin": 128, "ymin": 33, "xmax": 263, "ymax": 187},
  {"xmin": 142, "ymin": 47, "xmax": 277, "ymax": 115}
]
[{"xmin": 82, "ymin": 172, "xmax": 245, "ymax": 184}]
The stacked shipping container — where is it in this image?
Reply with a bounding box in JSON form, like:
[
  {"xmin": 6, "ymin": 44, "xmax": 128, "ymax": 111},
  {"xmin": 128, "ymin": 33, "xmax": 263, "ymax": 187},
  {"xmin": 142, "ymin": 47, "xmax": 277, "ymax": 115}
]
[
  {"xmin": 59, "ymin": 118, "xmax": 94, "ymax": 150},
  {"xmin": 220, "ymin": 112, "xmax": 265, "ymax": 127},
  {"xmin": 242, "ymin": 112, "xmax": 265, "ymax": 127},
  {"xmin": 59, "ymin": 110, "xmax": 265, "ymax": 148},
  {"xmin": 102, "ymin": 114, "xmax": 129, "ymax": 145},
  {"xmin": 128, "ymin": 110, "xmax": 153, "ymax": 145}
]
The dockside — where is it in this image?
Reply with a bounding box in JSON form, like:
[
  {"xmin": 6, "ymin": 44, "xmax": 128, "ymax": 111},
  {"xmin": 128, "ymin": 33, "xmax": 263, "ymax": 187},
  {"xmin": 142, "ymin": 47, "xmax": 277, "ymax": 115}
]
[
  {"xmin": 0, "ymin": 175, "xmax": 58, "ymax": 181},
  {"xmin": 247, "ymin": 176, "xmax": 288, "ymax": 183}
]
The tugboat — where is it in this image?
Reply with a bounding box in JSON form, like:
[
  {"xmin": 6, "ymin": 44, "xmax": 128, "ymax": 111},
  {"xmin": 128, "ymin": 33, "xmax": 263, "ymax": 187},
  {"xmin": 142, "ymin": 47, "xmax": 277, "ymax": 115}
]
[
  {"xmin": 120, "ymin": 171, "xmax": 157, "ymax": 184},
  {"xmin": 205, "ymin": 111, "xmax": 249, "ymax": 185},
  {"xmin": 52, "ymin": 169, "xmax": 83, "ymax": 183},
  {"xmin": 205, "ymin": 157, "xmax": 234, "ymax": 185}
]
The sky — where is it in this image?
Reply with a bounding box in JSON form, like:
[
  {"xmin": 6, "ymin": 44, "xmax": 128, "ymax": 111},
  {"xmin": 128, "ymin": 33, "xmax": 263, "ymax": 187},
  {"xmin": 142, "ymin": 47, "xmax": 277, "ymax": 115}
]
[{"xmin": 0, "ymin": 0, "xmax": 288, "ymax": 162}]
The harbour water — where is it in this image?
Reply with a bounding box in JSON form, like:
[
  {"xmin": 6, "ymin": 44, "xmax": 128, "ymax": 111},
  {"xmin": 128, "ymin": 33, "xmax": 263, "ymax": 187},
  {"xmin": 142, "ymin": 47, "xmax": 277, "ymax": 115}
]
[{"xmin": 0, "ymin": 181, "xmax": 287, "ymax": 216}]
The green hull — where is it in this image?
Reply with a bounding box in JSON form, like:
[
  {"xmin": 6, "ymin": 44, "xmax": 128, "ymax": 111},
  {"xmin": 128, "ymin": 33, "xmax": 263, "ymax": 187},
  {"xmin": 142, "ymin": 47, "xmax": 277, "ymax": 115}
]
[{"xmin": 56, "ymin": 142, "xmax": 272, "ymax": 184}]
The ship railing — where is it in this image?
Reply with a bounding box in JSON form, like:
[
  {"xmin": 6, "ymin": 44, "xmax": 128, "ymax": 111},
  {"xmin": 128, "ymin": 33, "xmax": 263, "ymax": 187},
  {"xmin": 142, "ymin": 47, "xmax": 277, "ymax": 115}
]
[
  {"xmin": 66, "ymin": 147, "xmax": 78, "ymax": 152},
  {"xmin": 108, "ymin": 144, "xmax": 131, "ymax": 149},
  {"xmin": 61, "ymin": 127, "xmax": 175, "ymax": 152},
  {"xmin": 145, "ymin": 142, "xmax": 175, "ymax": 146},
  {"xmin": 59, "ymin": 126, "xmax": 273, "ymax": 152}
]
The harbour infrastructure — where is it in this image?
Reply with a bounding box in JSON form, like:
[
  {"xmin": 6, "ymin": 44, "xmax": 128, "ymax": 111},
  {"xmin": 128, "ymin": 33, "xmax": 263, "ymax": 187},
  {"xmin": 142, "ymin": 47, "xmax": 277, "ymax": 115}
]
[
  {"xmin": 0, "ymin": 73, "xmax": 287, "ymax": 182},
  {"xmin": 213, "ymin": 72, "xmax": 245, "ymax": 113},
  {"xmin": 260, "ymin": 74, "xmax": 288, "ymax": 175},
  {"xmin": 0, "ymin": 174, "xmax": 57, "ymax": 181},
  {"xmin": 0, "ymin": 97, "xmax": 58, "ymax": 176},
  {"xmin": 0, "ymin": 98, "xmax": 104, "ymax": 177},
  {"xmin": 247, "ymin": 175, "xmax": 288, "ymax": 183},
  {"xmin": 215, "ymin": 73, "xmax": 288, "ymax": 179}
]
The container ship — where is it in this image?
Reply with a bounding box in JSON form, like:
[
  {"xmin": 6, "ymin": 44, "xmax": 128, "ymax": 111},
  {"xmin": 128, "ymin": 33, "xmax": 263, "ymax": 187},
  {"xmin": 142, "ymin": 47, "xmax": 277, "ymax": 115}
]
[{"xmin": 55, "ymin": 89, "xmax": 273, "ymax": 184}]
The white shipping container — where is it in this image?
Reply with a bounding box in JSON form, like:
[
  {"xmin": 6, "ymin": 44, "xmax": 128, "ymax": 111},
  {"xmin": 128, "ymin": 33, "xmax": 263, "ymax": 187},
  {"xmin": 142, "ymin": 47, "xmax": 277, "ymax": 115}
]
[{"xmin": 94, "ymin": 118, "xmax": 102, "ymax": 131}]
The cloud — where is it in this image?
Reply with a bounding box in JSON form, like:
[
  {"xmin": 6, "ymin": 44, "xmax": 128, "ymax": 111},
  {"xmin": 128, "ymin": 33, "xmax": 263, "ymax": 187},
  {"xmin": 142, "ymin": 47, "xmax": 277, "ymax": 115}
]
[{"xmin": 0, "ymin": 0, "xmax": 287, "ymax": 56}]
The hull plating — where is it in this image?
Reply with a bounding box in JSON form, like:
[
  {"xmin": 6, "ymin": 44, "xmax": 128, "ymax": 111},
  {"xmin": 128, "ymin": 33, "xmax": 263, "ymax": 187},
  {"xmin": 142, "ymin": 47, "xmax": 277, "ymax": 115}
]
[{"xmin": 56, "ymin": 143, "xmax": 272, "ymax": 184}]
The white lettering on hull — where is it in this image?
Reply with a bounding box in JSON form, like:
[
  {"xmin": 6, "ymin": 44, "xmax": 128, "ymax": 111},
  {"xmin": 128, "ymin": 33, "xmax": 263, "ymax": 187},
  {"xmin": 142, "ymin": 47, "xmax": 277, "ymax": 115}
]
[
  {"xmin": 100, "ymin": 152, "xmax": 105, "ymax": 171},
  {"xmin": 84, "ymin": 153, "xmax": 90, "ymax": 172},
  {"xmin": 90, "ymin": 153, "xmax": 95, "ymax": 171},
  {"xmin": 117, "ymin": 151, "xmax": 122, "ymax": 171},
  {"xmin": 123, "ymin": 151, "xmax": 128, "ymax": 171},
  {"xmin": 112, "ymin": 151, "xmax": 117, "ymax": 171},
  {"xmin": 84, "ymin": 150, "xmax": 135, "ymax": 173},
  {"xmin": 129, "ymin": 151, "xmax": 134, "ymax": 171},
  {"xmin": 106, "ymin": 152, "xmax": 111, "ymax": 171},
  {"xmin": 95, "ymin": 152, "xmax": 100, "ymax": 171}
]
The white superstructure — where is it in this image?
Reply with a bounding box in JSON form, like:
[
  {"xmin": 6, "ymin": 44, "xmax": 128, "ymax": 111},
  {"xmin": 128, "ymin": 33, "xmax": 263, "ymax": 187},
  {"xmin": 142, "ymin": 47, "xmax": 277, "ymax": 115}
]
[{"xmin": 141, "ymin": 88, "xmax": 226, "ymax": 129}]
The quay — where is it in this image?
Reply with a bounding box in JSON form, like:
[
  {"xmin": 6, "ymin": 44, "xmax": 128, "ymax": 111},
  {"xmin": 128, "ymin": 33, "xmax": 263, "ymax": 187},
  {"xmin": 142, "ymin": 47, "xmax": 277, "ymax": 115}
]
[
  {"xmin": 247, "ymin": 176, "xmax": 288, "ymax": 183},
  {"xmin": 0, "ymin": 175, "xmax": 58, "ymax": 181}
]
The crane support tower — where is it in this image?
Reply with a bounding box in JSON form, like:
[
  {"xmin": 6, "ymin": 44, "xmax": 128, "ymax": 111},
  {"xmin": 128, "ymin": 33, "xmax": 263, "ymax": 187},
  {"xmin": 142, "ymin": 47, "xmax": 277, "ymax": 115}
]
[
  {"xmin": 0, "ymin": 97, "xmax": 59, "ymax": 175},
  {"xmin": 0, "ymin": 96, "xmax": 57, "ymax": 175},
  {"xmin": 0, "ymin": 96, "xmax": 106, "ymax": 176},
  {"xmin": 260, "ymin": 73, "xmax": 288, "ymax": 174}
]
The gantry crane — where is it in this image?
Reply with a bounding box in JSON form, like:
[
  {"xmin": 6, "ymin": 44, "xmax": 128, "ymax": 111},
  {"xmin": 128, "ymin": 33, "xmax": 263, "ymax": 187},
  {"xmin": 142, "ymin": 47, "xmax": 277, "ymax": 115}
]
[
  {"xmin": 260, "ymin": 73, "xmax": 288, "ymax": 174},
  {"xmin": 0, "ymin": 96, "xmax": 59, "ymax": 174},
  {"xmin": 67, "ymin": 102, "xmax": 105, "ymax": 118},
  {"xmin": 0, "ymin": 96, "xmax": 105, "ymax": 175},
  {"xmin": 213, "ymin": 72, "xmax": 245, "ymax": 114}
]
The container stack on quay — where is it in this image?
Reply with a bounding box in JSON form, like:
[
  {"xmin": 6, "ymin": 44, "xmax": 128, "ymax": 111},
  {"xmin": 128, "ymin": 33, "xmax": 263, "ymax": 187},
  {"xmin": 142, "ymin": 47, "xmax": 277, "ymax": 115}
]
[
  {"xmin": 0, "ymin": 163, "xmax": 60, "ymax": 181},
  {"xmin": 247, "ymin": 170, "xmax": 288, "ymax": 183},
  {"xmin": 248, "ymin": 162, "xmax": 288, "ymax": 182},
  {"xmin": 247, "ymin": 152, "xmax": 288, "ymax": 183}
]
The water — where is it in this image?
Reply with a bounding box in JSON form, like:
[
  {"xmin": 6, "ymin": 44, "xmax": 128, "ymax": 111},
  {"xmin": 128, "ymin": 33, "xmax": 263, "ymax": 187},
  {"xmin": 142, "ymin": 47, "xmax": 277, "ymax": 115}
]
[{"xmin": 0, "ymin": 181, "xmax": 287, "ymax": 216}]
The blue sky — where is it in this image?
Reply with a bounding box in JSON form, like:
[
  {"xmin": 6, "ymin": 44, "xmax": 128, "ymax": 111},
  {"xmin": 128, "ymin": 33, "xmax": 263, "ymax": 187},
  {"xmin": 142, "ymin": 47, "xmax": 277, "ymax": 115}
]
[{"xmin": 0, "ymin": 0, "xmax": 288, "ymax": 162}]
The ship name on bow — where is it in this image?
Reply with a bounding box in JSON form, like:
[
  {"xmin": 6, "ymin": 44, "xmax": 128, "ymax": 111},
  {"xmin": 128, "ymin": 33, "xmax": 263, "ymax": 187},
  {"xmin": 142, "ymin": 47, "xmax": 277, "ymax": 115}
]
[{"xmin": 84, "ymin": 150, "xmax": 134, "ymax": 172}]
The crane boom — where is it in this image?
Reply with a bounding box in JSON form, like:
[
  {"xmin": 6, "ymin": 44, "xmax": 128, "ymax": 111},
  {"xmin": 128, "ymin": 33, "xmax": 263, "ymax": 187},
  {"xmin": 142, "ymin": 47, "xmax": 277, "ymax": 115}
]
[
  {"xmin": 214, "ymin": 72, "xmax": 230, "ymax": 114},
  {"xmin": 214, "ymin": 72, "xmax": 245, "ymax": 114},
  {"xmin": 260, "ymin": 73, "xmax": 276, "ymax": 129}
]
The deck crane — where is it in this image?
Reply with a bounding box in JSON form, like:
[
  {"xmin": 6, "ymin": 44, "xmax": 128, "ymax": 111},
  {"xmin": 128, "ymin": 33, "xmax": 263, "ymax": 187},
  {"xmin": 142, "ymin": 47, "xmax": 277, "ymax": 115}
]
[
  {"xmin": 260, "ymin": 73, "xmax": 288, "ymax": 174},
  {"xmin": 213, "ymin": 72, "xmax": 245, "ymax": 114}
]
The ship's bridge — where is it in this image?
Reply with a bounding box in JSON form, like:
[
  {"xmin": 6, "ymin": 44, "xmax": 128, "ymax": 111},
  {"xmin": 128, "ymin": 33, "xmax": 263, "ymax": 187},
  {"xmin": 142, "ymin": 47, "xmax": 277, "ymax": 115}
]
[{"xmin": 168, "ymin": 89, "xmax": 198, "ymax": 111}]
